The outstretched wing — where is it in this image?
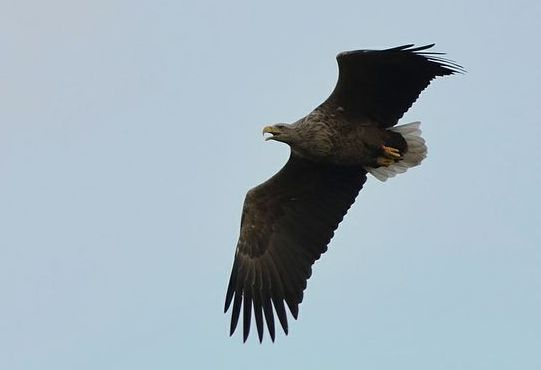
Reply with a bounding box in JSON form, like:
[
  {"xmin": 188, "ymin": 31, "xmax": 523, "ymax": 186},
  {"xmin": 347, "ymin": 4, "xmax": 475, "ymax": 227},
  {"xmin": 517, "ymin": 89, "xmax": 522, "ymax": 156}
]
[
  {"xmin": 224, "ymin": 154, "xmax": 367, "ymax": 342},
  {"xmin": 322, "ymin": 44, "xmax": 463, "ymax": 127}
]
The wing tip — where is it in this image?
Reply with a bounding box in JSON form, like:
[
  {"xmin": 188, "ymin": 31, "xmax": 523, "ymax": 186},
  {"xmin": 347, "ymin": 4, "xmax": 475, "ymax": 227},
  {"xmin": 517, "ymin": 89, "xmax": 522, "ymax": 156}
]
[
  {"xmin": 399, "ymin": 43, "xmax": 466, "ymax": 75},
  {"xmin": 224, "ymin": 297, "xmax": 232, "ymax": 313},
  {"xmin": 337, "ymin": 43, "xmax": 465, "ymax": 74},
  {"xmin": 410, "ymin": 44, "xmax": 466, "ymax": 75}
]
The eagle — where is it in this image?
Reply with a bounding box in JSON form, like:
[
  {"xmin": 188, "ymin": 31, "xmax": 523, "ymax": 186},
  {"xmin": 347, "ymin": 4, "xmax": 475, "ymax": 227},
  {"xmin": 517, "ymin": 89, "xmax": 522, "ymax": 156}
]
[{"xmin": 224, "ymin": 44, "xmax": 461, "ymax": 342}]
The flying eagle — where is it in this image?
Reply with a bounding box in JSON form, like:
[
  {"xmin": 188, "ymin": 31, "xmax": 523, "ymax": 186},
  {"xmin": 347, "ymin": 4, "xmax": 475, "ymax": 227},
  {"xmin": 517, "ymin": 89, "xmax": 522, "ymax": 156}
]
[{"xmin": 224, "ymin": 44, "xmax": 461, "ymax": 342}]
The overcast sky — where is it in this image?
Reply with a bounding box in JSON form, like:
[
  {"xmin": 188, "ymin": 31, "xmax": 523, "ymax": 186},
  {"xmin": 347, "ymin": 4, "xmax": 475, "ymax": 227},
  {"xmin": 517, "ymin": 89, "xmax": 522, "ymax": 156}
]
[{"xmin": 1, "ymin": 0, "xmax": 540, "ymax": 369}]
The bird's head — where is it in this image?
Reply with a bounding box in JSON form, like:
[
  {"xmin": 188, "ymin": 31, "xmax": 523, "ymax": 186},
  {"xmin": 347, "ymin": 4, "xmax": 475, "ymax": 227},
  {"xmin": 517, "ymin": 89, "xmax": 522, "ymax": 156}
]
[{"xmin": 262, "ymin": 123, "xmax": 295, "ymax": 144}]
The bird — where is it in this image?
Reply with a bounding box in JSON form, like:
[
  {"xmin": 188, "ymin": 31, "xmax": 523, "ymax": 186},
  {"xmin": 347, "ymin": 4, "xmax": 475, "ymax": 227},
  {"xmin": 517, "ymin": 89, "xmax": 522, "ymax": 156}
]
[{"xmin": 224, "ymin": 44, "xmax": 462, "ymax": 342}]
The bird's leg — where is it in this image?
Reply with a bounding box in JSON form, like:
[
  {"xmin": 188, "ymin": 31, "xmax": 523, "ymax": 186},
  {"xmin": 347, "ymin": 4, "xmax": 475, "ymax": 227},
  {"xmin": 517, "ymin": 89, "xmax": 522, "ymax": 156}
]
[{"xmin": 376, "ymin": 145, "xmax": 402, "ymax": 167}]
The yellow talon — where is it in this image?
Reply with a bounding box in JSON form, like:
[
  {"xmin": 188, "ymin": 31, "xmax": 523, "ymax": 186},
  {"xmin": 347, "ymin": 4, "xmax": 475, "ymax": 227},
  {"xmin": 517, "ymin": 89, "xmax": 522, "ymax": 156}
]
[
  {"xmin": 381, "ymin": 145, "xmax": 402, "ymax": 159},
  {"xmin": 377, "ymin": 157, "xmax": 395, "ymax": 167}
]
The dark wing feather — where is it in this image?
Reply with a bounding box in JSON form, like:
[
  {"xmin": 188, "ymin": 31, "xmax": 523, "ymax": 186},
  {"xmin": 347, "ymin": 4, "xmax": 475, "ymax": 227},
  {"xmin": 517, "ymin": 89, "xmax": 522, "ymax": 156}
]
[
  {"xmin": 224, "ymin": 154, "xmax": 367, "ymax": 342},
  {"xmin": 323, "ymin": 44, "xmax": 463, "ymax": 127}
]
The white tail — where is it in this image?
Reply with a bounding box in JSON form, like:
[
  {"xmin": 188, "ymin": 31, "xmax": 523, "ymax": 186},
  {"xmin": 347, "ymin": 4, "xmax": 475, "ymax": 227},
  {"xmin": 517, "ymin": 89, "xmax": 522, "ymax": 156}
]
[{"xmin": 367, "ymin": 121, "xmax": 427, "ymax": 182}]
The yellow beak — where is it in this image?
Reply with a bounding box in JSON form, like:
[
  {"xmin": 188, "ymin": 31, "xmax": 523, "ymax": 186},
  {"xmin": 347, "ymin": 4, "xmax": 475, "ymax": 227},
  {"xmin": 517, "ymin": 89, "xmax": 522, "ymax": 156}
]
[{"xmin": 262, "ymin": 126, "xmax": 281, "ymax": 141}]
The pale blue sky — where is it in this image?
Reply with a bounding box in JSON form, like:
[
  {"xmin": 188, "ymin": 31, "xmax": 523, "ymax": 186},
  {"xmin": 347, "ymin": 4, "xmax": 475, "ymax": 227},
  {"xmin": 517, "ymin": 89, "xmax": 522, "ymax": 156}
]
[{"xmin": 1, "ymin": 0, "xmax": 540, "ymax": 369}]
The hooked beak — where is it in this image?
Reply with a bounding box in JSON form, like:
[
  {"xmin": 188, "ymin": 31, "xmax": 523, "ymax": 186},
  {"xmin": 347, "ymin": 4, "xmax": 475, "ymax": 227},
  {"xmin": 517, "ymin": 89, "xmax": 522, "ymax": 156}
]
[{"xmin": 262, "ymin": 126, "xmax": 281, "ymax": 141}]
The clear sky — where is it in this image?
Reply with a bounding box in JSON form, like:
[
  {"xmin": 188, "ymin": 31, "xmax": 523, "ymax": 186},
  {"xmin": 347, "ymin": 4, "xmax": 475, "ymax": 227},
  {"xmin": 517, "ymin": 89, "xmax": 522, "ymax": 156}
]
[{"xmin": 1, "ymin": 0, "xmax": 540, "ymax": 369}]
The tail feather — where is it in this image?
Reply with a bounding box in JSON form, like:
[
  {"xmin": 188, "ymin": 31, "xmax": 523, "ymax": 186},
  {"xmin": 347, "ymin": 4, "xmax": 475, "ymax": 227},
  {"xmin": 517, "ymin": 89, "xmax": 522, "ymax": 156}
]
[{"xmin": 366, "ymin": 121, "xmax": 427, "ymax": 182}]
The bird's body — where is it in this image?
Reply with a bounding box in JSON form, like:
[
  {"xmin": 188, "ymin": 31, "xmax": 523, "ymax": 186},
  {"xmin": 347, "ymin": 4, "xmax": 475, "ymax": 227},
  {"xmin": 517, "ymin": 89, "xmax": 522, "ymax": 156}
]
[
  {"xmin": 280, "ymin": 108, "xmax": 407, "ymax": 167},
  {"xmin": 225, "ymin": 44, "xmax": 462, "ymax": 342}
]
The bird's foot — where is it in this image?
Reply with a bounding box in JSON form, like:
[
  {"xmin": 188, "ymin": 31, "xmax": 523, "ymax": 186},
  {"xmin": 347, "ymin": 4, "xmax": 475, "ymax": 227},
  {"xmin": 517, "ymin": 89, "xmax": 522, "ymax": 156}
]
[
  {"xmin": 376, "ymin": 145, "xmax": 402, "ymax": 167},
  {"xmin": 376, "ymin": 156, "xmax": 395, "ymax": 167},
  {"xmin": 381, "ymin": 145, "xmax": 402, "ymax": 159}
]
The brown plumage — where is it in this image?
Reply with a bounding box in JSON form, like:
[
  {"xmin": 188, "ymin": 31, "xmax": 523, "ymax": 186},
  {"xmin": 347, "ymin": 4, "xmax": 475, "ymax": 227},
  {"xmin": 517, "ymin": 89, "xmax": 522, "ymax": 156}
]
[{"xmin": 225, "ymin": 44, "xmax": 462, "ymax": 342}]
